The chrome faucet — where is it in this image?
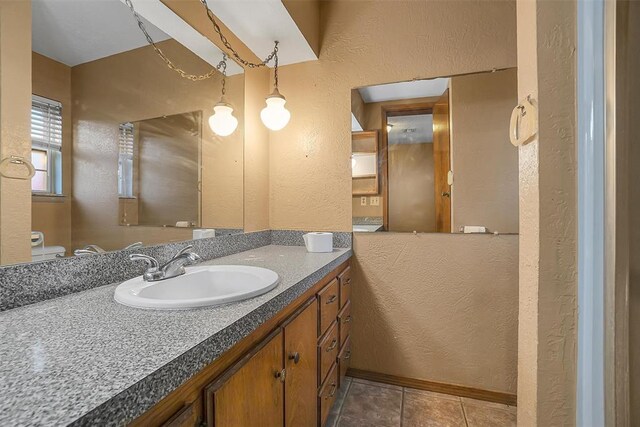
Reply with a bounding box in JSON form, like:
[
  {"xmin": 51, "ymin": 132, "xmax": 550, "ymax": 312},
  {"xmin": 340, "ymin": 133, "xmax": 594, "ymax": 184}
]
[
  {"xmin": 123, "ymin": 242, "xmax": 143, "ymax": 250},
  {"xmin": 74, "ymin": 242, "xmax": 143, "ymax": 256},
  {"xmin": 130, "ymin": 245, "xmax": 201, "ymax": 282},
  {"xmin": 74, "ymin": 244, "xmax": 106, "ymax": 256}
]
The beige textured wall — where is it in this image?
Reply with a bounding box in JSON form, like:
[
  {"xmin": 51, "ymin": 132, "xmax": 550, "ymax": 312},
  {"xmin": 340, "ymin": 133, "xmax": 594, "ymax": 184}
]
[
  {"xmin": 516, "ymin": 0, "xmax": 577, "ymax": 424},
  {"xmin": 71, "ymin": 40, "xmax": 243, "ymax": 251},
  {"xmin": 31, "ymin": 52, "xmax": 72, "ymax": 253},
  {"xmin": 270, "ymin": 0, "xmax": 516, "ymax": 231},
  {"xmin": 351, "ymin": 233, "xmax": 519, "ymax": 394},
  {"xmin": 243, "ymin": 68, "xmax": 270, "ymax": 232},
  {"xmin": 449, "ymin": 68, "xmax": 518, "ymax": 233},
  {"xmin": 0, "ymin": 0, "xmax": 32, "ymax": 264},
  {"xmin": 388, "ymin": 143, "xmax": 435, "ymax": 232}
]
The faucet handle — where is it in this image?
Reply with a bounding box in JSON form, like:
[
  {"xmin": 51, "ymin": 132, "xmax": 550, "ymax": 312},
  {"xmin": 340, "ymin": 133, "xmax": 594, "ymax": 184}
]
[
  {"xmin": 130, "ymin": 253, "xmax": 160, "ymax": 270},
  {"xmin": 172, "ymin": 244, "xmax": 195, "ymax": 259}
]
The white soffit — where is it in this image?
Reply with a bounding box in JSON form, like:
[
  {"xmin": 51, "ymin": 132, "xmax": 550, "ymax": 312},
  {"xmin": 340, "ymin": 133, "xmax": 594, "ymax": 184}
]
[
  {"xmin": 206, "ymin": 0, "xmax": 317, "ymax": 66},
  {"xmin": 359, "ymin": 78, "xmax": 450, "ymax": 103},
  {"xmin": 351, "ymin": 113, "xmax": 363, "ymax": 132},
  {"xmin": 388, "ymin": 114, "xmax": 433, "ymax": 145},
  {"xmin": 119, "ymin": 0, "xmax": 243, "ymax": 75}
]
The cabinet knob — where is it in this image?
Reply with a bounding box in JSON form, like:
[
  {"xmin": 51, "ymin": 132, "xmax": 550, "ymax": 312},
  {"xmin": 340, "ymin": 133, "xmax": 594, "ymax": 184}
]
[
  {"xmin": 288, "ymin": 352, "xmax": 301, "ymax": 364},
  {"xmin": 275, "ymin": 368, "xmax": 286, "ymax": 383}
]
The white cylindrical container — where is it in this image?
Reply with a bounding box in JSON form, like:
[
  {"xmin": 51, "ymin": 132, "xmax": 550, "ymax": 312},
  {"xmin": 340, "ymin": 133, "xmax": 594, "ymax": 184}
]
[{"xmin": 302, "ymin": 232, "xmax": 333, "ymax": 253}]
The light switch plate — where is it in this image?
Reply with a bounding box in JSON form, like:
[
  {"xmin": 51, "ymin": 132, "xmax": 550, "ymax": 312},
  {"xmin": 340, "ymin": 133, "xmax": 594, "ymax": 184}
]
[
  {"xmin": 370, "ymin": 196, "xmax": 380, "ymax": 206},
  {"xmin": 360, "ymin": 196, "xmax": 367, "ymax": 206}
]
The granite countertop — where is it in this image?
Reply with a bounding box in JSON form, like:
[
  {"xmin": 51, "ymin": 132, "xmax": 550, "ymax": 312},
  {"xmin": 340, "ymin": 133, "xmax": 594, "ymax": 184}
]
[{"xmin": 0, "ymin": 245, "xmax": 351, "ymax": 426}]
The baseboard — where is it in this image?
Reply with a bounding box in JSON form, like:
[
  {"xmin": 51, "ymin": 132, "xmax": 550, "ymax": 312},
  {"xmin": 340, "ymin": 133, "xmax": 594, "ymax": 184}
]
[{"xmin": 346, "ymin": 368, "xmax": 517, "ymax": 406}]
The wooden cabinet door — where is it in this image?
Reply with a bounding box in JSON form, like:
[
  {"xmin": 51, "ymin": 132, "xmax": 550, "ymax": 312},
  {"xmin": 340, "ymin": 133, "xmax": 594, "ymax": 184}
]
[
  {"xmin": 205, "ymin": 330, "xmax": 284, "ymax": 427},
  {"xmin": 283, "ymin": 298, "xmax": 318, "ymax": 427}
]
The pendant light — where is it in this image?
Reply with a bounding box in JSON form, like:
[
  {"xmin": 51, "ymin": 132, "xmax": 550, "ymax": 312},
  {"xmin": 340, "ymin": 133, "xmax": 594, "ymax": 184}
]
[
  {"xmin": 126, "ymin": 0, "xmax": 289, "ymax": 136},
  {"xmin": 208, "ymin": 55, "xmax": 238, "ymax": 136},
  {"xmin": 209, "ymin": 101, "xmax": 238, "ymax": 137},
  {"xmin": 260, "ymin": 42, "xmax": 291, "ymax": 131}
]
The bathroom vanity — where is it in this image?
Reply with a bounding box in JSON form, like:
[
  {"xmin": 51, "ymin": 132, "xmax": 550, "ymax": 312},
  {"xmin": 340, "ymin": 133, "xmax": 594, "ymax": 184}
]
[
  {"xmin": 132, "ymin": 257, "xmax": 352, "ymax": 427},
  {"xmin": 0, "ymin": 244, "xmax": 352, "ymax": 426}
]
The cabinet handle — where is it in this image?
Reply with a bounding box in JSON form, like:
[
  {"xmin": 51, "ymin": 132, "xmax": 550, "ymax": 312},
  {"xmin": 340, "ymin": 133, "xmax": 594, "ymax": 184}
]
[
  {"xmin": 343, "ymin": 315, "xmax": 352, "ymax": 324},
  {"xmin": 326, "ymin": 339, "xmax": 337, "ymax": 352},
  {"xmin": 326, "ymin": 295, "xmax": 337, "ymax": 304},
  {"xmin": 344, "ymin": 350, "xmax": 351, "ymax": 360},
  {"xmin": 327, "ymin": 383, "xmax": 337, "ymax": 398},
  {"xmin": 288, "ymin": 352, "xmax": 301, "ymax": 364},
  {"xmin": 345, "ymin": 278, "xmax": 351, "ymax": 285},
  {"xmin": 275, "ymin": 369, "xmax": 286, "ymax": 383}
]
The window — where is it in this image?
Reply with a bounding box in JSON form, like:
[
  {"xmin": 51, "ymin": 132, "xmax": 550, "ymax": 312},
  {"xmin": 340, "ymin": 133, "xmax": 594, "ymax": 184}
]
[
  {"xmin": 31, "ymin": 95, "xmax": 63, "ymax": 194},
  {"xmin": 118, "ymin": 122, "xmax": 135, "ymax": 198}
]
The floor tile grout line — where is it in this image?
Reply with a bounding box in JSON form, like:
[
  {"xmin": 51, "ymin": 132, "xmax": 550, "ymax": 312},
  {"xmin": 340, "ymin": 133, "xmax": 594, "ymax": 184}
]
[
  {"xmin": 335, "ymin": 379, "xmax": 353, "ymax": 425},
  {"xmin": 399, "ymin": 387, "xmax": 405, "ymax": 427},
  {"xmin": 461, "ymin": 401, "xmax": 470, "ymax": 427}
]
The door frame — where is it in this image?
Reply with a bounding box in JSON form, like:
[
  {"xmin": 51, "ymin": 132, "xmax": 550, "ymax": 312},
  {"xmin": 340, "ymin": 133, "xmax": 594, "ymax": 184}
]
[{"xmin": 380, "ymin": 102, "xmax": 435, "ymax": 231}]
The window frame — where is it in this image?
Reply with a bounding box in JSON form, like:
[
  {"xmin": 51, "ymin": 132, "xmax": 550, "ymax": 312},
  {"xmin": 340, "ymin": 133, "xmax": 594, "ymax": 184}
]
[{"xmin": 31, "ymin": 94, "xmax": 63, "ymax": 196}]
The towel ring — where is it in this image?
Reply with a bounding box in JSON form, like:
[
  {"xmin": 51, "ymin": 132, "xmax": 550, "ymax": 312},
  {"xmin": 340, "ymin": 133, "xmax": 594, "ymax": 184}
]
[
  {"xmin": 0, "ymin": 155, "xmax": 36, "ymax": 180},
  {"xmin": 509, "ymin": 95, "xmax": 538, "ymax": 147}
]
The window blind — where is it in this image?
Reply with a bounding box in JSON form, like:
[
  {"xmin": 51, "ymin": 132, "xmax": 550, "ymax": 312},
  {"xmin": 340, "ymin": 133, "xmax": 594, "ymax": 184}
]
[
  {"xmin": 119, "ymin": 123, "xmax": 134, "ymax": 157},
  {"xmin": 31, "ymin": 95, "xmax": 62, "ymax": 150},
  {"xmin": 118, "ymin": 123, "xmax": 135, "ymax": 197}
]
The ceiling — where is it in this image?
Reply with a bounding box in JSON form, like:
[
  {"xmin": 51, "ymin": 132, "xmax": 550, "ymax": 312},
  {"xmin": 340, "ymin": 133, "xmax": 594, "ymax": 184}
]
[
  {"xmin": 207, "ymin": 0, "xmax": 317, "ymax": 66},
  {"xmin": 388, "ymin": 114, "xmax": 433, "ymax": 145},
  {"xmin": 358, "ymin": 78, "xmax": 449, "ymax": 103},
  {"xmin": 32, "ymin": 0, "xmax": 170, "ymax": 67},
  {"xmin": 32, "ymin": 0, "xmax": 243, "ymax": 74}
]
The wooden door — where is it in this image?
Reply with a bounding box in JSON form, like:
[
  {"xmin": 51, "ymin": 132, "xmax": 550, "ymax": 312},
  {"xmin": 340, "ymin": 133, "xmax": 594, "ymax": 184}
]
[
  {"xmin": 283, "ymin": 298, "xmax": 318, "ymax": 427},
  {"xmin": 433, "ymin": 90, "xmax": 452, "ymax": 233},
  {"xmin": 205, "ymin": 330, "xmax": 284, "ymax": 427}
]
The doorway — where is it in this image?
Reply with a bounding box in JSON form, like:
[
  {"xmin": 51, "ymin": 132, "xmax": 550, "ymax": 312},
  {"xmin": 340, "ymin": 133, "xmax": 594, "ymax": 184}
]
[{"xmin": 381, "ymin": 93, "xmax": 450, "ymax": 233}]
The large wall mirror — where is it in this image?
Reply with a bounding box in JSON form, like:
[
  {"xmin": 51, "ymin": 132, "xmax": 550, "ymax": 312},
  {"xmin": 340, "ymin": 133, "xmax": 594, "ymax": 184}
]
[
  {"xmin": 351, "ymin": 69, "xmax": 519, "ymax": 234},
  {"xmin": 27, "ymin": 0, "xmax": 245, "ymax": 264}
]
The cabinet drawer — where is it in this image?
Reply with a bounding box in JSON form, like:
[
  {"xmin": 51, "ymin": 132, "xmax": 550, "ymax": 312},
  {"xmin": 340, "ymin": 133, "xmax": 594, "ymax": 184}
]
[
  {"xmin": 160, "ymin": 401, "xmax": 200, "ymax": 427},
  {"xmin": 317, "ymin": 279, "xmax": 339, "ymax": 336},
  {"xmin": 318, "ymin": 321, "xmax": 339, "ymax": 384},
  {"xmin": 318, "ymin": 364, "xmax": 339, "ymax": 427},
  {"xmin": 337, "ymin": 336, "xmax": 351, "ymax": 388},
  {"xmin": 338, "ymin": 266, "xmax": 351, "ymax": 309},
  {"xmin": 337, "ymin": 300, "xmax": 352, "ymax": 348}
]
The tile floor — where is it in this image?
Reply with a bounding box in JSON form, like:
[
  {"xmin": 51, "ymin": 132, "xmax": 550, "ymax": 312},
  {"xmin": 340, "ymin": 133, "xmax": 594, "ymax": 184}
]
[{"xmin": 326, "ymin": 377, "xmax": 517, "ymax": 427}]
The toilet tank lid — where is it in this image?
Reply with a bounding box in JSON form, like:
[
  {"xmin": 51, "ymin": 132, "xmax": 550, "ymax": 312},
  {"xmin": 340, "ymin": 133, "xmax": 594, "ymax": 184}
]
[{"xmin": 32, "ymin": 245, "xmax": 66, "ymax": 256}]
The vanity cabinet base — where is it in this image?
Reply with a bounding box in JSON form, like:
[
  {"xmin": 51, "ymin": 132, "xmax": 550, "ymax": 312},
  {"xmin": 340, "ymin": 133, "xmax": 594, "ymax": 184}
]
[{"xmin": 130, "ymin": 258, "xmax": 351, "ymax": 427}]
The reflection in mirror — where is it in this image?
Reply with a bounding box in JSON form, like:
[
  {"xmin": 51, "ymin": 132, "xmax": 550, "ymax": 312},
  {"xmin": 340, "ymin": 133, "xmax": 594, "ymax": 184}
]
[
  {"xmin": 351, "ymin": 69, "xmax": 519, "ymax": 234},
  {"xmin": 28, "ymin": 0, "xmax": 244, "ymax": 264},
  {"xmin": 118, "ymin": 112, "xmax": 202, "ymax": 228}
]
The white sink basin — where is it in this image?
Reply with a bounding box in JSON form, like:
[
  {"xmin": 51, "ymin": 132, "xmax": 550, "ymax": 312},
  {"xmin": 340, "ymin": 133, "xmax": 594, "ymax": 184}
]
[{"xmin": 114, "ymin": 265, "xmax": 280, "ymax": 310}]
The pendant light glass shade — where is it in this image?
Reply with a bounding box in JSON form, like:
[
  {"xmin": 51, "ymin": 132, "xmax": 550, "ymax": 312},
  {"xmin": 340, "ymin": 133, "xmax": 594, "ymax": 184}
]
[
  {"xmin": 208, "ymin": 101, "xmax": 238, "ymax": 137},
  {"xmin": 260, "ymin": 89, "xmax": 291, "ymax": 131}
]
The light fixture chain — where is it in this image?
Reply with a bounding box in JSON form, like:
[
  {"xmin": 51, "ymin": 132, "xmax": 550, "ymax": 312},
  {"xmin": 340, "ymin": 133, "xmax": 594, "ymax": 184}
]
[
  {"xmin": 124, "ymin": 0, "xmax": 225, "ymax": 81},
  {"xmin": 274, "ymin": 43, "xmax": 279, "ymax": 89},
  {"xmin": 199, "ymin": 0, "xmax": 279, "ymax": 70}
]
